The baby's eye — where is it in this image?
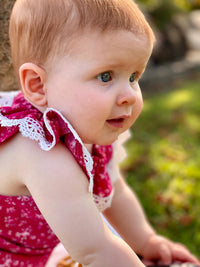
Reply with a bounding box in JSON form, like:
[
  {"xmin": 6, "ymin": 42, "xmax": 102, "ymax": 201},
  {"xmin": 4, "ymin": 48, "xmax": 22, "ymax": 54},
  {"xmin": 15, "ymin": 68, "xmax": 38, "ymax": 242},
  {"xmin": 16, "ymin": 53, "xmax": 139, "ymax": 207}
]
[
  {"xmin": 129, "ymin": 72, "xmax": 136, "ymax": 83},
  {"xmin": 96, "ymin": 72, "xmax": 112, "ymax": 83}
]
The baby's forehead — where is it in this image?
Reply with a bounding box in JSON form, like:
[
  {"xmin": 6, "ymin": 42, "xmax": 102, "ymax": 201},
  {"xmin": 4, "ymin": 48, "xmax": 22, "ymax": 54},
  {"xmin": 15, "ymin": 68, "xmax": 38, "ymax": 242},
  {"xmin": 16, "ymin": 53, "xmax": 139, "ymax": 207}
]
[
  {"xmin": 52, "ymin": 29, "xmax": 152, "ymax": 72},
  {"xmin": 69, "ymin": 28, "xmax": 152, "ymax": 53},
  {"xmin": 67, "ymin": 27, "xmax": 148, "ymax": 46}
]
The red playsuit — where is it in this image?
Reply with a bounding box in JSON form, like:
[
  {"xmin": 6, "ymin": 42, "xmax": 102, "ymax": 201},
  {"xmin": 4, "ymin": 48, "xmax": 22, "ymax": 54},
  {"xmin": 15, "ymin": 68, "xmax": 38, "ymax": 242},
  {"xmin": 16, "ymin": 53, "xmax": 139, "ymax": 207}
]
[{"xmin": 0, "ymin": 91, "xmax": 115, "ymax": 266}]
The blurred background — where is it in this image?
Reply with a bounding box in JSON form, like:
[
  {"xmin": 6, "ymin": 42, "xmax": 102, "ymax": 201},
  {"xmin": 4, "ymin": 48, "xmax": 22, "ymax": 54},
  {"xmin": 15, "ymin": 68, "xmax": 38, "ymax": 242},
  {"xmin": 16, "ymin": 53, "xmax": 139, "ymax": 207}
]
[
  {"xmin": 1, "ymin": 0, "xmax": 200, "ymax": 258},
  {"xmin": 122, "ymin": 0, "xmax": 200, "ymax": 258}
]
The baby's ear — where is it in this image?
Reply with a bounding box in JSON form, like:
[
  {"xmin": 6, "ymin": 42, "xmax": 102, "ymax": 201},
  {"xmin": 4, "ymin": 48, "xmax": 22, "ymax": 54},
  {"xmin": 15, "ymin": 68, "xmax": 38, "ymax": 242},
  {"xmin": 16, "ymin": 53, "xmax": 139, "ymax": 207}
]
[{"xmin": 19, "ymin": 63, "xmax": 47, "ymax": 107}]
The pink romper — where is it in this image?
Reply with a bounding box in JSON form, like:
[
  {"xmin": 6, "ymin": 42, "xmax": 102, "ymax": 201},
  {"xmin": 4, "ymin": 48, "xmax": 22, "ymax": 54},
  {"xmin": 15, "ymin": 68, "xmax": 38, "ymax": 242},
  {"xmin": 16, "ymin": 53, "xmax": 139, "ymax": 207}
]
[{"xmin": 0, "ymin": 92, "xmax": 115, "ymax": 266}]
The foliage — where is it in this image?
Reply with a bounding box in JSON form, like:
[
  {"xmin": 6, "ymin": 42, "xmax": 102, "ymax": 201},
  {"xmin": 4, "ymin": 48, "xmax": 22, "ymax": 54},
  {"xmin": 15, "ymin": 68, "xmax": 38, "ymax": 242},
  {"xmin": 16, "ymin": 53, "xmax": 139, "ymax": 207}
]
[
  {"xmin": 121, "ymin": 81, "xmax": 200, "ymax": 257},
  {"xmin": 136, "ymin": 0, "xmax": 200, "ymax": 29}
]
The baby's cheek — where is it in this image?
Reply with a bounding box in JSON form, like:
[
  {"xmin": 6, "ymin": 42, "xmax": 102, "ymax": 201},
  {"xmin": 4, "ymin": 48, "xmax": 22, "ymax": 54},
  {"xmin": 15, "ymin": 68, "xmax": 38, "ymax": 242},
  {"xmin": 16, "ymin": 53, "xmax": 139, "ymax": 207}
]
[{"xmin": 135, "ymin": 98, "xmax": 143, "ymax": 117}]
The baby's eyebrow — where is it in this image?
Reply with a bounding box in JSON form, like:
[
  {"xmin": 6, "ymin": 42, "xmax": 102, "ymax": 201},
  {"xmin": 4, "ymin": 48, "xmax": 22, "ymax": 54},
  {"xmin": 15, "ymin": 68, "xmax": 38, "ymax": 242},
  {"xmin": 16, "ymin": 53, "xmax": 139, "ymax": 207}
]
[
  {"xmin": 94, "ymin": 62, "xmax": 123, "ymax": 71},
  {"xmin": 90, "ymin": 55, "xmax": 149, "ymax": 75},
  {"xmin": 94, "ymin": 62, "xmax": 139, "ymax": 74}
]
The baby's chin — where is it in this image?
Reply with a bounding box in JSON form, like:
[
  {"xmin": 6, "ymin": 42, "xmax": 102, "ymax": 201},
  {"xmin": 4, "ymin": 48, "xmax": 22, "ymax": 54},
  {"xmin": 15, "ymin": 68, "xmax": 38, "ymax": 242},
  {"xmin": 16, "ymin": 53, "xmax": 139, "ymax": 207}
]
[
  {"xmin": 83, "ymin": 138, "xmax": 116, "ymax": 147},
  {"xmin": 82, "ymin": 128, "xmax": 127, "ymax": 147},
  {"xmin": 93, "ymin": 135, "xmax": 121, "ymax": 146}
]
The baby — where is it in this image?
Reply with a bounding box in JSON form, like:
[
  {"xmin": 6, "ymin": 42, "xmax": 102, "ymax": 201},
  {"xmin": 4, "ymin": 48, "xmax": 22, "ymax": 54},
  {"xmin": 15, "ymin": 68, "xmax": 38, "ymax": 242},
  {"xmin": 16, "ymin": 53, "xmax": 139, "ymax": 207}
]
[{"xmin": 0, "ymin": 0, "xmax": 198, "ymax": 266}]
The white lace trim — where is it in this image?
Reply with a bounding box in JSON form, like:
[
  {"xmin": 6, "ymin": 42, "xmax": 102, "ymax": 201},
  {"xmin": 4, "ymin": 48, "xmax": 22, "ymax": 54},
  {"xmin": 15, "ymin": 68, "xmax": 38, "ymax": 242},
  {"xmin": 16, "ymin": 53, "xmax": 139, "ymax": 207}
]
[
  {"xmin": 107, "ymin": 130, "xmax": 131, "ymax": 184},
  {"xmin": 0, "ymin": 93, "xmax": 113, "ymax": 211},
  {"xmin": 0, "ymin": 91, "xmax": 18, "ymax": 107},
  {"xmin": 0, "ymin": 106, "xmax": 94, "ymax": 193},
  {"xmin": 44, "ymin": 108, "xmax": 94, "ymax": 194},
  {"xmin": 0, "ymin": 113, "xmax": 54, "ymax": 149},
  {"xmin": 93, "ymin": 191, "xmax": 114, "ymax": 212}
]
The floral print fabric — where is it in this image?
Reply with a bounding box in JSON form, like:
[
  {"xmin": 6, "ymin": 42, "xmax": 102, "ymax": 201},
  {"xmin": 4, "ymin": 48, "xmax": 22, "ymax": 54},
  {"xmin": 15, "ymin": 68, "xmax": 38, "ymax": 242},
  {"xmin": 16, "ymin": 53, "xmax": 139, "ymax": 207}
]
[
  {"xmin": 0, "ymin": 195, "xmax": 59, "ymax": 266},
  {"xmin": 0, "ymin": 92, "xmax": 113, "ymax": 265}
]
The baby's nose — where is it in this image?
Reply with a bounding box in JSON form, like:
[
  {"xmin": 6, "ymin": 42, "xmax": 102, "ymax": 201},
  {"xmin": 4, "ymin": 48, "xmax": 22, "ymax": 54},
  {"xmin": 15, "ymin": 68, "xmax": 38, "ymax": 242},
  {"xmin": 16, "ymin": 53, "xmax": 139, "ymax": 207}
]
[{"xmin": 116, "ymin": 84, "xmax": 137, "ymax": 106}]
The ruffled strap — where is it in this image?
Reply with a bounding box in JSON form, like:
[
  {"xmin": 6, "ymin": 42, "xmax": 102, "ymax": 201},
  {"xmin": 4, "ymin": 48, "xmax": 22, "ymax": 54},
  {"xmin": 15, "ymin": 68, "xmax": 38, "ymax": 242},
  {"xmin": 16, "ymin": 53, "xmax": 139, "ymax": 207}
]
[
  {"xmin": 0, "ymin": 92, "xmax": 94, "ymax": 193},
  {"xmin": 0, "ymin": 92, "xmax": 115, "ymax": 211},
  {"xmin": 43, "ymin": 108, "xmax": 94, "ymax": 193}
]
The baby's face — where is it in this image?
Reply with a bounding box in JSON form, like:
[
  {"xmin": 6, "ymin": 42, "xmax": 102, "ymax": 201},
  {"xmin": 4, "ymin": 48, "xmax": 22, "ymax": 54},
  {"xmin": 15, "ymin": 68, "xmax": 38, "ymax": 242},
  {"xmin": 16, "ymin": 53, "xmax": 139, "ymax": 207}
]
[{"xmin": 44, "ymin": 29, "xmax": 153, "ymax": 145}]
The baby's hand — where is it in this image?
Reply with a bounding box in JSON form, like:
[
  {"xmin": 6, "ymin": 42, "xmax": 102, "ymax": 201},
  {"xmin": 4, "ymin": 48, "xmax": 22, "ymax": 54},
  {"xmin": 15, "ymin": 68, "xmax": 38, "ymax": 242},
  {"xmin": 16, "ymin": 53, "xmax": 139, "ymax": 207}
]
[{"xmin": 140, "ymin": 234, "xmax": 200, "ymax": 266}]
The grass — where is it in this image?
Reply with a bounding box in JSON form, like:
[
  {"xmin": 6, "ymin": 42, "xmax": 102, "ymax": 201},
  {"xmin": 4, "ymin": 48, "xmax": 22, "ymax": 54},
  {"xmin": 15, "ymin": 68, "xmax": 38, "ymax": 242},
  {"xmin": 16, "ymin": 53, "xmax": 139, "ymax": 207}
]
[{"xmin": 120, "ymin": 80, "xmax": 200, "ymax": 257}]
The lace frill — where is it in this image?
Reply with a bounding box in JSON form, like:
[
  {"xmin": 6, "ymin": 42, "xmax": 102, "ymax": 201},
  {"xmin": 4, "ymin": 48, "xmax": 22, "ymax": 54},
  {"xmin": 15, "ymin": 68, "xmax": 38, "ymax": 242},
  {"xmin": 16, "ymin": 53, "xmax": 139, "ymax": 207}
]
[{"xmin": 0, "ymin": 91, "xmax": 113, "ymax": 212}]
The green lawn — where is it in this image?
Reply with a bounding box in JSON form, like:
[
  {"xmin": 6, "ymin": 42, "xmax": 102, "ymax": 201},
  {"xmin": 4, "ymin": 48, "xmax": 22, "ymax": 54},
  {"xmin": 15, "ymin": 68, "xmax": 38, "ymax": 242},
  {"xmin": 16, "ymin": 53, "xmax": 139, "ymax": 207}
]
[{"xmin": 121, "ymin": 80, "xmax": 200, "ymax": 257}]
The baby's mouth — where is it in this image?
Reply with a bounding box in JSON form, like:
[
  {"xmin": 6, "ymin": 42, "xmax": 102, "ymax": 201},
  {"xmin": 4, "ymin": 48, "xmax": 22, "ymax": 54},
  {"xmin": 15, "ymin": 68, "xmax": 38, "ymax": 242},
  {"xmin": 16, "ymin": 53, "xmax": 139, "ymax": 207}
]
[
  {"xmin": 107, "ymin": 118, "xmax": 124, "ymax": 123},
  {"xmin": 106, "ymin": 118, "xmax": 125, "ymax": 128}
]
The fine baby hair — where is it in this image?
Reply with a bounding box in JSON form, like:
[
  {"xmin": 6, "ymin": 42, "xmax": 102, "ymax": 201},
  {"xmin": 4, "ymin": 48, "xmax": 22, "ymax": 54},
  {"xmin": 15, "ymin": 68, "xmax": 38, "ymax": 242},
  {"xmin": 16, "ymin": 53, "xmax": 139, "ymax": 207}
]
[
  {"xmin": 9, "ymin": 0, "xmax": 154, "ymax": 78},
  {"xmin": 0, "ymin": 0, "xmax": 198, "ymax": 266}
]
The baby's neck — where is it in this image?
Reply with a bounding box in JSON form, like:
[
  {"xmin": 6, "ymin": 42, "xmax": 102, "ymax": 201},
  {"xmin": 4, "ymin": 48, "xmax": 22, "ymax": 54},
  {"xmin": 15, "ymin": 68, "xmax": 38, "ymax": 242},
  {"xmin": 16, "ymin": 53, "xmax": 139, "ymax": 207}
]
[{"xmin": 84, "ymin": 143, "xmax": 93, "ymax": 153}]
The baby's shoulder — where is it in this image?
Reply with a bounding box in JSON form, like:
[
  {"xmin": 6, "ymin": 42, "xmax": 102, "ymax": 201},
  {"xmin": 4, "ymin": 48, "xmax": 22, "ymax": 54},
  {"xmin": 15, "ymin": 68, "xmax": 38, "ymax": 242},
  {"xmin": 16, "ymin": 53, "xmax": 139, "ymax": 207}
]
[
  {"xmin": 0, "ymin": 133, "xmax": 34, "ymax": 195},
  {"xmin": 15, "ymin": 132, "xmax": 78, "ymax": 170},
  {"xmin": 0, "ymin": 132, "xmax": 80, "ymax": 195}
]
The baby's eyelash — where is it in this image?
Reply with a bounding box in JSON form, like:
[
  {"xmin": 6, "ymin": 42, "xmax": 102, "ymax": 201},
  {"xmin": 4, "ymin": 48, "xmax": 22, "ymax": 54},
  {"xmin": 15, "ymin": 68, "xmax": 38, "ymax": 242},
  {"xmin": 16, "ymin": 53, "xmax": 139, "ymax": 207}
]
[
  {"xmin": 96, "ymin": 71, "xmax": 112, "ymax": 83},
  {"xmin": 131, "ymin": 71, "xmax": 142, "ymax": 82},
  {"xmin": 95, "ymin": 71, "xmax": 140, "ymax": 84},
  {"xmin": 129, "ymin": 72, "xmax": 136, "ymax": 83}
]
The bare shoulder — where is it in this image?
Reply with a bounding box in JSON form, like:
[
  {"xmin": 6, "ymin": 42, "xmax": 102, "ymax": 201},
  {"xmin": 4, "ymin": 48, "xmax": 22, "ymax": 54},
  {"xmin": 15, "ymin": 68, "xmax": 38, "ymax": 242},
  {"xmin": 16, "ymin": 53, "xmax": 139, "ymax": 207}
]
[
  {"xmin": 17, "ymin": 134, "xmax": 90, "ymax": 193},
  {"xmin": 0, "ymin": 133, "xmax": 33, "ymax": 195},
  {"xmin": 0, "ymin": 133, "xmax": 89, "ymax": 197},
  {"xmin": 0, "ymin": 134, "xmax": 111, "ymax": 263}
]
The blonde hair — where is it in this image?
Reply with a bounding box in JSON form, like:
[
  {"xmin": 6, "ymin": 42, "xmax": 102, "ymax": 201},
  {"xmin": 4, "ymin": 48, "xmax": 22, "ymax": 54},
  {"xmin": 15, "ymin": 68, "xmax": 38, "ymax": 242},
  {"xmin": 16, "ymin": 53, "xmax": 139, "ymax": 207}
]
[{"xmin": 9, "ymin": 0, "xmax": 154, "ymax": 76}]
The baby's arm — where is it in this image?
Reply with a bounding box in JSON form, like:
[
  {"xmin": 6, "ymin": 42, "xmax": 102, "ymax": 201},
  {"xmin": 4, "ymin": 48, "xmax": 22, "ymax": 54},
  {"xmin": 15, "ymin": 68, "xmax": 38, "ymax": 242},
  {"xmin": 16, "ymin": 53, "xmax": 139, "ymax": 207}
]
[
  {"xmin": 21, "ymin": 138, "xmax": 144, "ymax": 267},
  {"xmin": 103, "ymin": 172, "xmax": 199, "ymax": 265}
]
